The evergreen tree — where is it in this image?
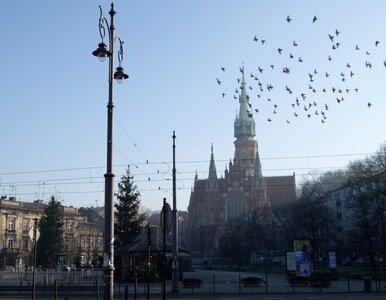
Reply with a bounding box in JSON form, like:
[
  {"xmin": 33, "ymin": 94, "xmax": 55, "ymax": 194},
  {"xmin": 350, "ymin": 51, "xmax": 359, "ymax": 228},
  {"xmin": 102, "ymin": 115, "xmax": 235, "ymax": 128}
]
[
  {"xmin": 115, "ymin": 167, "xmax": 144, "ymax": 248},
  {"xmin": 36, "ymin": 196, "xmax": 64, "ymax": 267}
]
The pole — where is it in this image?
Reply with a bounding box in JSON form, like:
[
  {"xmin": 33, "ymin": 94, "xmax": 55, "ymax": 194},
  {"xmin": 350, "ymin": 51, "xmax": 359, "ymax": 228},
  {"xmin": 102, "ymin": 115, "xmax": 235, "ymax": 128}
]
[
  {"xmin": 31, "ymin": 218, "xmax": 37, "ymax": 300},
  {"xmin": 162, "ymin": 198, "xmax": 166, "ymax": 300},
  {"xmin": 103, "ymin": 3, "xmax": 116, "ymax": 300},
  {"xmin": 147, "ymin": 222, "xmax": 150, "ymax": 300},
  {"xmin": 171, "ymin": 131, "xmax": 179, "ymax": 293}
]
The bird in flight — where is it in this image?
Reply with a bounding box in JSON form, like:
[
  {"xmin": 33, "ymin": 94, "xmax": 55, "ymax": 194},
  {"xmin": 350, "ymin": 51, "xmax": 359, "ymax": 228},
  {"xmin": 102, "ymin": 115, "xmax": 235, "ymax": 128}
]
[
  {"xmin": 221, "ymin": 67, "xmax": 225, "ymax": 72},
  {"xmin": 335, "ymin": 29, "xmax": 340, "ymax": 36},
  {"xmin": 375, "ymin": 40, "xmax": 380, "ymax": 47},
  {"xmin": 278, "ymin": 48, "xmax": 283, "ymax": 54},
  {"xmin": 283, "ymin": 67, "xmax": 290, "ymax": 74},
  {"xmin": 216, "ymin": 78, "xmax": 221, "ymax": 85},
  {"xmin": 286, "ymin": 15, "xmax": 292, "ymax": 23},
  {"xmin": 253, "ymin": 36, "xmax": 258, "ymax": 42},
  {"xmin": 313, "ymin": 16, "xmax": 318, "ymax": 23},
  {"xmin": 368, "ymin": 102, "xmax": 372, "ymax": 108},
  {"xmin": 293, "ymin": 41, "xmax": 298, "ymax": 47}
]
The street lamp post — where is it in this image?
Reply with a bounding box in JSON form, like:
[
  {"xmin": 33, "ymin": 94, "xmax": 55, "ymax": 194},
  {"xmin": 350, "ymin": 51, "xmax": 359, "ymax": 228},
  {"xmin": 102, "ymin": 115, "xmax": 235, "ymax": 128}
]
[
  {"xmin": 92, "ymin": 3, "xmax": 129, "ymax": 300},
  {"xmin": 171, "ymin": 131, "xmax": 179, "ymax": 293}
]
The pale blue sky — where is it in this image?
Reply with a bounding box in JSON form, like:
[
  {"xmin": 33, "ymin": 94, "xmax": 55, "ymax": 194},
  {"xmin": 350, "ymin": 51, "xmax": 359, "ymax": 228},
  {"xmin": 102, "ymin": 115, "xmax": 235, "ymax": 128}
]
[{"xmin": 0, "ymin": 1, "xmax": 385, "ymax": 211}]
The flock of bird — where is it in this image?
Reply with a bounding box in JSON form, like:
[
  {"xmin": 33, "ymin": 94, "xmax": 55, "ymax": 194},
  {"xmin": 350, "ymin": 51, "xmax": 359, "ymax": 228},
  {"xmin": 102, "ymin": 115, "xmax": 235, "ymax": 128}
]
[{"xmin": 216, "ymin": 15, "xmax": 383, "ymax": 124}]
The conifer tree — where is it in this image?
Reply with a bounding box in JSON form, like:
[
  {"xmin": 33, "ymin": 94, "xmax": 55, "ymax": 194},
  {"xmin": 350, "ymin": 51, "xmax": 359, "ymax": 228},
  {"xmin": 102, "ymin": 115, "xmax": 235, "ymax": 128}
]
[
  {"xmin": 36, "ymin": 196, "xmax": 64, "ymax": 267},
  {"xmin": 115, "ymin": 167, "xmax": 144, "ymax": 248}
]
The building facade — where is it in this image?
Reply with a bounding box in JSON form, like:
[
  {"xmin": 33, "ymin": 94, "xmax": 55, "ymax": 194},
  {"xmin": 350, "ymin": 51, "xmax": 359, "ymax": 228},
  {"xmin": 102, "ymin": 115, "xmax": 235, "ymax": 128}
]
[
  {"xmin": 0, "ymin": 196, "xmax": 103, "ymax": 269},
  {"xmin": 187, "ymin": 75, "xmax": 296, "ymax": 257}
]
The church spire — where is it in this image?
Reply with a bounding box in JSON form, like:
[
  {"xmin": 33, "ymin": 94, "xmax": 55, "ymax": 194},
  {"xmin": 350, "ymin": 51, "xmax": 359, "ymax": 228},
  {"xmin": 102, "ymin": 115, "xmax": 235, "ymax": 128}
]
[
  {"xmin": 239, "ymin": 72, "xmax": 249, "ymax": 121},
  {"xmin": 254, "ymin": 142, "xmax": 263, "ymax": 180},
  {"xmin": 208, "ymin": 143, "xmax": 218, "ymax": 191},
  {"xmin": 234, "ymin": 69, "xmax": 256, "ymax": 139}
]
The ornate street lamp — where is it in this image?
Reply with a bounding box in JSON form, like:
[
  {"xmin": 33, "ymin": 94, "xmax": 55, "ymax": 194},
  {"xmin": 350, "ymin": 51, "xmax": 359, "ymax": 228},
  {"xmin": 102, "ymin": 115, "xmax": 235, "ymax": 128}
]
[{"xmin": 92, "ymin": 3, "xmax": 128, "ymax": 300}]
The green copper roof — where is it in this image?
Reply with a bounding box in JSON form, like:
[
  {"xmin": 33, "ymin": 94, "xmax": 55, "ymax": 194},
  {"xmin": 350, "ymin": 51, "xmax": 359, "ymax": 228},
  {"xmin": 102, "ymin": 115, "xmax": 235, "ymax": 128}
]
[{"xmin": 234, "ymin": 73, "xmax": 256, "ymax": 139}]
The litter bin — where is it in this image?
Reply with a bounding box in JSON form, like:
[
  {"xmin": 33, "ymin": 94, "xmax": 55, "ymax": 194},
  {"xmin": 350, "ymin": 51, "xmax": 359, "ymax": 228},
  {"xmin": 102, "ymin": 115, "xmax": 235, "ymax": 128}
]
[{"xmin": 363, "ymin": 276, "xmax": 372, "ymax": 292}]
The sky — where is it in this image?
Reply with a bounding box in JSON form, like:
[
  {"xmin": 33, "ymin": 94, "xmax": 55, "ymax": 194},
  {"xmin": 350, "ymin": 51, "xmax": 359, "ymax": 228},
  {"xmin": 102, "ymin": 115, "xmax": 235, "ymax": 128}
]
[{"xmin": 0, "ymin": 0, "xmax": 385, "ymax": 212}]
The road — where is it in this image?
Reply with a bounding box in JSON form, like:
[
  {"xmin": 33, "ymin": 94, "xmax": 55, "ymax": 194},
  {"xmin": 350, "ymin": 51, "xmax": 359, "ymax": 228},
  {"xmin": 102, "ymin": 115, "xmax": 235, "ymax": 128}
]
[{"xmin": 3, "ymin": 293, "xmax": 386, "ymax": 300}]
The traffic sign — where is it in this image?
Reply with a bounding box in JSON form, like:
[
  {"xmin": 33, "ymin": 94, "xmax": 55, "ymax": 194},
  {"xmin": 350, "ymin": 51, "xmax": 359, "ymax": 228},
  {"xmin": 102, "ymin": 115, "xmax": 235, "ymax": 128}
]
[{"xmin": 29, "ymin": 226, "xmax": 40, "ymax": 241}]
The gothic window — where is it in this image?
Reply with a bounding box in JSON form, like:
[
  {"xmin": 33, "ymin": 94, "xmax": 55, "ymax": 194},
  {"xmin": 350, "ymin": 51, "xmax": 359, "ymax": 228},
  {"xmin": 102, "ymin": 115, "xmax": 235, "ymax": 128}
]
[{"xmin": 225, "ymin": 190, "xmax": 247, "ymax": 221}]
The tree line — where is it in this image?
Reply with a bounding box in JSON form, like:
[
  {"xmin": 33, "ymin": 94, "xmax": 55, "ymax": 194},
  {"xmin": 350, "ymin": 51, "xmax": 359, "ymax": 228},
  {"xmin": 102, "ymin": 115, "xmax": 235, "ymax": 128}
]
[
  {"xmin": 36, "ymin": 167, "xmax": 143, "ymax": 268},
  {"xmin": 218, "ymin": 142, "xmax": 386, "ymax": 273}
]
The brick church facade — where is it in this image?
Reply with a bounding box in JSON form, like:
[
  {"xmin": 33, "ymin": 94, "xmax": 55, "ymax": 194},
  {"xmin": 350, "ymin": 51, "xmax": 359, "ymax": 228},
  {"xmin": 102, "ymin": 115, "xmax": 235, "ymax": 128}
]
[{"xmin": 187, "ymin": 75, "xmax": 296, "ymax": 257}]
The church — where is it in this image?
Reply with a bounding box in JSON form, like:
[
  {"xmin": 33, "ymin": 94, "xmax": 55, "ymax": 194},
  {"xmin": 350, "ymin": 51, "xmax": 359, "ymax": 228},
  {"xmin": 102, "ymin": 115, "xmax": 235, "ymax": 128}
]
[{"xmin": 187, "ymin": 75, "xmax": 296, "ymax": 257}]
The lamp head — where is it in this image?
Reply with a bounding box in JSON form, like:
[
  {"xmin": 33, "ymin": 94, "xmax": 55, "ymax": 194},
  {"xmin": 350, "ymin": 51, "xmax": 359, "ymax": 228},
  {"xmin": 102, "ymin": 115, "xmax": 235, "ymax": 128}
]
[
  {"xmin": 92, "ymin": 42, "xmax": 111, "ymax": 62},
  {"xmin": 114, "ymin": 66, "xmax": 129, "ymax": 83}
]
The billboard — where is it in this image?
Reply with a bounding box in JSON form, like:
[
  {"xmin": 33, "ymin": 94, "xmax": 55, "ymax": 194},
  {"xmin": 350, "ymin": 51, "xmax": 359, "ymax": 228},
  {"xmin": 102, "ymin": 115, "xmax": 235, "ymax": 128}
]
[{"xmin": 293, "ymin": 239, "xmax": 313, "ymax": 277}]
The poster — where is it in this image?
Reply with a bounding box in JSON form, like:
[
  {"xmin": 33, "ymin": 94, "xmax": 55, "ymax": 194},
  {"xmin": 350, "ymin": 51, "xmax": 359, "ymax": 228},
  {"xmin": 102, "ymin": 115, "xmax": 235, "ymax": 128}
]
[
  {"xmin": 293, "ymin": 239, "xmax": 313, "ymax": 277},
  {"xmin": 328, "ymin": 251, "xmax": 336, "ymax": 269}
]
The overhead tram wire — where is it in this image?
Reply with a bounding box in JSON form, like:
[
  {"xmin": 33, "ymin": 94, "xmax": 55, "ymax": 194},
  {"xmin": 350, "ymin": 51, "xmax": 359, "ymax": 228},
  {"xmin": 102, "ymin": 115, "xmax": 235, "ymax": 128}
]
[
  {"xmin": 114, "ymin": 116, "xmax": 173, "ymax": 194},
  {"xmin": 0, "ymin": 151, "xmax": 374, "ymax": 177},
  {"xmin": 0, "ymin": 163, "xmax": 351, "ymax": 188},
  {"xmin": 0, "ymin": 164, "xmax": 360, "ymax": 189}
]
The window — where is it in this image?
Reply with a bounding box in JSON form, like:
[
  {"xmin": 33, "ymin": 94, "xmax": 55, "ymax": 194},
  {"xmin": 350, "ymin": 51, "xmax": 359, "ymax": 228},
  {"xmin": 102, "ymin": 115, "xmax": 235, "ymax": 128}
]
[
  {"xmin": 23, "ymin": 239, "xmax": 29, "ymax": 251},
  {"xmin": 80, "ymin": 253, "xmax": 86, "ymax": 264},
  {"xmin": 80, "ymin": 236, "xmax": 87, "ymax": 247},
  {"xmin": 23, "ymin": 219, "xmax": 30, "ymax": 232},
  {"xmin": 67, "ymin": 224, "xmax": 72, "ymax": 234},
  {"xmin": 7, "ymin": 239, "xmax": 14, "ymax": 249},
  {"xmin": 97, "ymin": 237, "xmax": 103, "ymax": 249},
  {"xmin": 89, "ymin": 237, "xmax": 95, "ymax": 248},
  {"xmin": 66, "ymin": 240, "xmax": 73, "ymax": 251},
  {"xmin": 8, "ymin": 218, "xmax": 15, "ymax": 230}
]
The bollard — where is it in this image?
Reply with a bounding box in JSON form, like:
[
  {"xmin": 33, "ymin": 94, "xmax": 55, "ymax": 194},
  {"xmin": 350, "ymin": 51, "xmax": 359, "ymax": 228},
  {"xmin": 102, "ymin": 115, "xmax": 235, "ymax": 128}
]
[
  {"xmin": 347, "ymin": 272, "xmax": 350, "ymax": 292},
  {"xmin": 238, "ymin": 274, "xmax": 241, "ymax": 294},
  {"xmin": 96, "ymin": 279, "xmax": 100, "ymax": 300},
  {"xmin": 54, "ymin": 279, "xmax": 57, "ymax": 300},
  {"xmin": 134, "ymin": 278, "xmax": 137, "ymax": 300},
  {"xmin": 125, "ymin": 285, "xmax": 128, "ymax": 300}
]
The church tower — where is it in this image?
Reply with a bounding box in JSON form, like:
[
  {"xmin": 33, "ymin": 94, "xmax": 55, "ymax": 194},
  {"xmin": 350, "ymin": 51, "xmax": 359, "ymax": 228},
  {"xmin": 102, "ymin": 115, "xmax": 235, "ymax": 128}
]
[
  {"xmin": 234, "ymin": 73, "xmax": 257, "ymax": 177},
  {"xmin": 187, "ymin": 67, "xmax": 297, "ymax": 258}
]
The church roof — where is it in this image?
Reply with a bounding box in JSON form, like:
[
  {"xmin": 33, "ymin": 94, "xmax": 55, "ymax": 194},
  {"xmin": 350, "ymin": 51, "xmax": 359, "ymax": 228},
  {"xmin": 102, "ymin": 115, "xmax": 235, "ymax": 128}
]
[{"xmin": 265, "ymin": 175, "xmax": 297, "ymax": 207}]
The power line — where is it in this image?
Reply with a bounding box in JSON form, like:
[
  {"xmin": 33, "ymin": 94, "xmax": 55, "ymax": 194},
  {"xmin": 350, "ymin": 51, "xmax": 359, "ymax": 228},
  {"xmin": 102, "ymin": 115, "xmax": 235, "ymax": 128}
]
[{"xmin": 0, "ymin": 151, "xmax": 372, "ymax": 176}]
